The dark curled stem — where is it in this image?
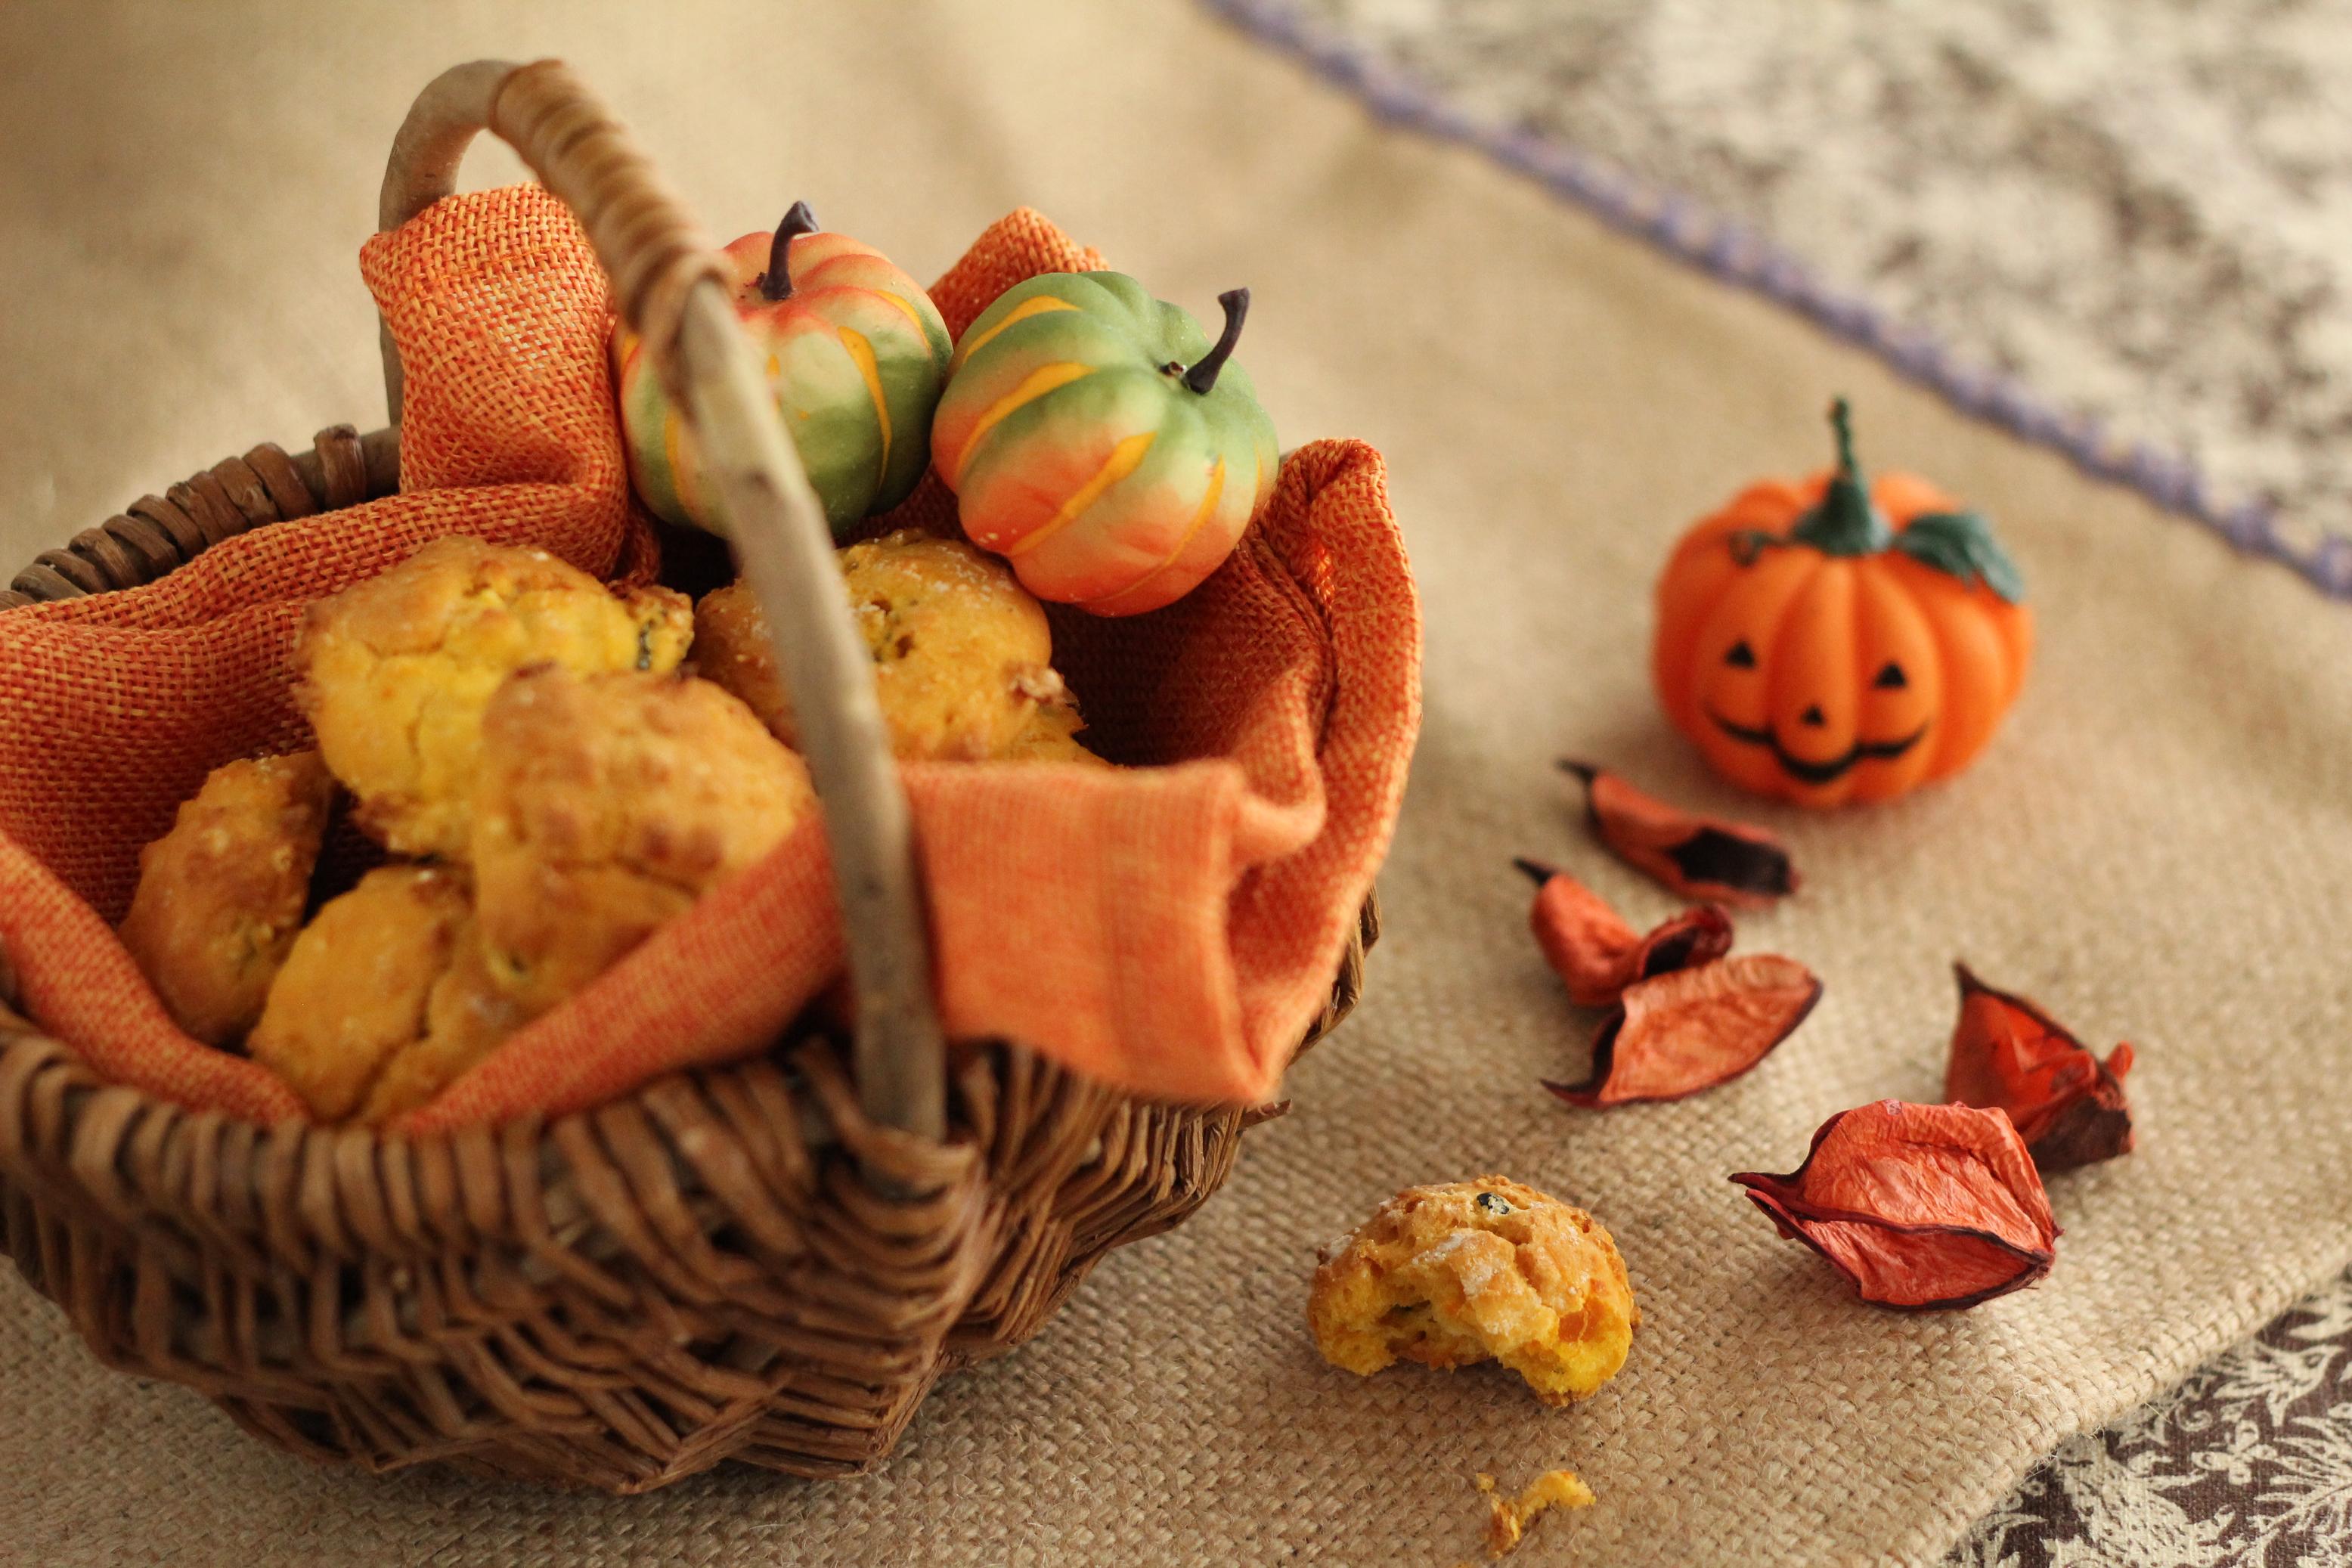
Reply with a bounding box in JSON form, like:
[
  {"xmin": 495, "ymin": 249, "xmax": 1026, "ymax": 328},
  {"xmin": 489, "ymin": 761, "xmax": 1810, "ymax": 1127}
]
[
  {"xmin": 1182, "ymin": 288, "xmax": 1251, "ymax": 395},
  {"xmin": 761, "ymin": 200, "xmax": 820, "ymax": 302}
]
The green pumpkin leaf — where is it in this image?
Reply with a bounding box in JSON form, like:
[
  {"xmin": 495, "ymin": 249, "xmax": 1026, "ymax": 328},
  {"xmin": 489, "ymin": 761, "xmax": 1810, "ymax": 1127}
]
[{"xmin": 1893, "ymin": 511, "xmax": 2025, "ymax": 603}]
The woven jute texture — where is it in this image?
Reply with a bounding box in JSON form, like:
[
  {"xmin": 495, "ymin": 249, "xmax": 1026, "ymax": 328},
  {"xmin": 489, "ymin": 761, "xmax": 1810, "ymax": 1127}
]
[{"xmin": 2, "ymin": 2, "xmax": 2349, "ymax": 1564}]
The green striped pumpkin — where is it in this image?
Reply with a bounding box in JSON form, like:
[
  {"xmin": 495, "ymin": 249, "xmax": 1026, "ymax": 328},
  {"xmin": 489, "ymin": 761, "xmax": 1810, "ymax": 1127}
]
[
  {"xmin": 614, "ymin": 204, "xmax": 952, "ymax": 536},
  {"xmin": 929, "ymin": 273, "xmax": 1278, "ymax": 615}
]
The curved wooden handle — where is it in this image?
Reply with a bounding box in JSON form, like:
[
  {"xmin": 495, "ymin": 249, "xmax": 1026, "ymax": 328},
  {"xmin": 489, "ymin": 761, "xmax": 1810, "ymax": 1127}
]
[{"xmin": 377, "ymin": 60, "xmax": 948, "ymax": 1148}]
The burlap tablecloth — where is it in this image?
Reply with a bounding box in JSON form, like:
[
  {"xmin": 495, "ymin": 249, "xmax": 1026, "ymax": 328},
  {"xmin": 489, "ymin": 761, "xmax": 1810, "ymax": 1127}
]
[{"xmin": 3, "ymin": 2, "xmax": 2348, "ymax": 1563}]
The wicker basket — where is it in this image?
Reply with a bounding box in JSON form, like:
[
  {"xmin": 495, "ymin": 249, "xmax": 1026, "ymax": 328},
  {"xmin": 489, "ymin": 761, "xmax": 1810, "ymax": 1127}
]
[{"xmin": 0, "ymin": 59, "xmax": 1377, "ymax": 1490}]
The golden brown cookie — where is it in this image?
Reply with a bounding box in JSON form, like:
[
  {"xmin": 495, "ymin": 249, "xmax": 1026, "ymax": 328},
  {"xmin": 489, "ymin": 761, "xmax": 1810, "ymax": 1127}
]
[
  {"xmin": 248, "ymin": 865, "xmax": 474, "ymax": 1122},
  {"xmin": 117, "ymin": 751, "xmax": 334, "ymax": 1045},
  {"xmin": 693, "ymin": 529, "xmax": 1099, "ymax": 762},
  {"xmin": 355, "ymin": 938, "xmax": 529, "ymax": 1125},
  {"xmin": 687, "ymin": 578, "xmax": 793, "ymax": 745},
  {"xmin": 469, "ymin": 666, "xmax": 815, "ymax": 1017},
  {"xmin": 296, "ymin": 535, "xmax": 692, "ymax": 860},
  {"xmin": 1309, "ymin": 1176, "xmax": 1638, "ymax": 1406}
]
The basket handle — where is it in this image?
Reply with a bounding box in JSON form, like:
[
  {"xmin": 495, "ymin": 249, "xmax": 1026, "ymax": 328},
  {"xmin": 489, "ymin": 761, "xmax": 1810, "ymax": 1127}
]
[{"xmin": 377, "ymin": 60, "xmax": 947, "ymax": 1148}]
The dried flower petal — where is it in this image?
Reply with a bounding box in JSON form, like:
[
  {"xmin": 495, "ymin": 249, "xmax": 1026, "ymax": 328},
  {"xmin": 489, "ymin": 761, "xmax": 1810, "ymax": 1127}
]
[
  {"xmin": 1546, "ymin": 953, "xmax": 1820, "ymax": 1106},
  {"xmin": 1515, "ymin": 859, "xmax": 1733, "ymax": 1008},
  {"xmin": 1945, "ymin": 963, "xmax": 2136, "ymax": 1172},
  {"xmin": 1559, "ymin": 761, "xmax": 1798, "ymax": 906},
  {"xmin": 1731, "ymin": 1100, "xmax": 2059, "ymax": 1310}
]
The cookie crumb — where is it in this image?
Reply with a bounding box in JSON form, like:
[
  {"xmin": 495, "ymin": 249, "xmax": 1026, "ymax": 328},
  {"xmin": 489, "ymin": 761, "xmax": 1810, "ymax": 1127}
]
[{"xmin": 1477, "ymin": 1467, "xmax": 1594, "ymax": 1558}]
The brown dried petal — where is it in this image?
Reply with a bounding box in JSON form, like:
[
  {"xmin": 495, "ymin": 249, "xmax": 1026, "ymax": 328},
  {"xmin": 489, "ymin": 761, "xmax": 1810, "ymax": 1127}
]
[
  {"xmin": 1945, "ymin": 963, "xmax": 2135, "ymax": 1172},
  {"xmin": 1560, "ymin": 761, "xmax": 1798, "ymax": 906},
  {"xmin": 1731, "ymin": 1100, "xmax": 2059, "ymax": 1310},
  {"xmin": 1517, "ymin": 858, "xmax": 1733, "ymax": 1008},
  {"xmin": 1545, "ymin": 953, "xmax": 1819, "ymax": 1106}
]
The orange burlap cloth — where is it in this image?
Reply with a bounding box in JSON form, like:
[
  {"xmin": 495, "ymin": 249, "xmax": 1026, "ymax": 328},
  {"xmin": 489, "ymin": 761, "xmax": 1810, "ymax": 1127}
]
[{"xmin": 0, "ymin": 189, "xmax": 1421, "ymax": 1128}]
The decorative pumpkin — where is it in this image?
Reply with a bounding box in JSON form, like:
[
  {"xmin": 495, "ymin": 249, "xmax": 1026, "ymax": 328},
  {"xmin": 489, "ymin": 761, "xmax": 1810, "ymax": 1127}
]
[
  {"xmin": 615, "ymin": 202, "xmax": 952, "ymax": 536},
  {"xmin": 929, "ymin": 272, "xmax": 1279, "ymax": 616},
  {"xmin": 1653, "ymin": 401, "xmax": 2032, "ymax": 807}
]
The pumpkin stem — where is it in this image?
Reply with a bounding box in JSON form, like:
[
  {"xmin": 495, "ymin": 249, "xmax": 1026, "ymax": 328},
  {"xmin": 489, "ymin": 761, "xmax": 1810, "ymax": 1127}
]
[
  {"xmin": 1830, "ymin": 396, "xmax": 1861, "ymax": 479},
  {"xmin": 1789, "ymin": 397, "xmax": 1894, "ymax": 556},
  {"xmin": 760, "ymin": 200, "xmax": 820, "ymax": 302},
  {"xmin": 1182, "ymin": 289, "xmax": 1250, "ymax": 395}
]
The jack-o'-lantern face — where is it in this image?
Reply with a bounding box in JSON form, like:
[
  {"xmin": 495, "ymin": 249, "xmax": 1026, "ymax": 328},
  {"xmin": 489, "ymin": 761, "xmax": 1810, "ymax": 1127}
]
[{"xmin": 1653, "ymin": 402, "xmax": 2033, "ymax": 807}]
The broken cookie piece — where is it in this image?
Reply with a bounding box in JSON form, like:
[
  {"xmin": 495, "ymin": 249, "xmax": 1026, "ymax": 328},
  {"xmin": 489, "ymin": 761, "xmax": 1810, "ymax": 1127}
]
[
  {"xmin": 1478, "ymin": 1468, "xmax": 1594, "ymax": 1558},
  {"xmin": 1308, "ymin": 1176, "xmax": 1638, "ymax": 1405}
]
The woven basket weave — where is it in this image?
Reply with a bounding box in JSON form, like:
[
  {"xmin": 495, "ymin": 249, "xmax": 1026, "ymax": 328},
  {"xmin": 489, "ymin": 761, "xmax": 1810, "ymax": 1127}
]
[{"xmin": 0, "ymin": 60, "xmax": 1377, "ymax": 1490}]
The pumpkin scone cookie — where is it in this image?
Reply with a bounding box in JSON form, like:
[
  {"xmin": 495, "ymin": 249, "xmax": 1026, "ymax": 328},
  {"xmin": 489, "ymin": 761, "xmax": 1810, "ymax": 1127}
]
[
  {"xmin": 469, "ymin": 665, "xmax": 815, "ymax": 1017},
  {"xmin": 1309, "ymin": 1177, "xmax": 1638, "ymax": 1406},
  {"xmin": 117, "ymin": 750, "xmax": 334, "ymax": 1045},
  {"xmin": 244, "ymin": 669, "xmax": 810, "ymax": 1126},
  {"xmin": 693, "ymin": 528, "xmax": 1098, "ymax": 763},
  {"xmin": 247, "ymin": 864, "xmax": 478, "ymax": 1123},
  {"xmin": 296, "ymin": 536, "xmax": 693, "ymax": 860}
]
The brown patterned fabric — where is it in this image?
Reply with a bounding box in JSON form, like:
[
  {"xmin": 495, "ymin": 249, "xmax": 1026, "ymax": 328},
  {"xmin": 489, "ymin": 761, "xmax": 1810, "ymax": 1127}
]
[{"xmin": 1956, "ymin": 1269, "xmax": 2352, "ymax": 1565}]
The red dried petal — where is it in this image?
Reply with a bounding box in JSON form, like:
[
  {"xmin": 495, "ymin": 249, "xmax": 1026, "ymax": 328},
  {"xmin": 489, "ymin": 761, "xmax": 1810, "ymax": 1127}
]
[
  {"xmin": 1623, "ymin": 906, "xmax": 1736, "ymax": 993},
  {"xmin": 1560, "ymin": 761, "xmax": 1798, "ymax": 907},
  {"xmin": 1945, "ymin": 963, "xmax": 2135, "ymax": 1172},
  {"xmin": 1546, "ymin": 953, "xmax": 1820, "ymax": 1106},
  {"xmin": 1731, "ymin": 1100, "xmax": 2058, "ymax": 1310},
  {"xmin": 1517, "ymin": 859, "xmax": 1734, "ymax": 1008}
]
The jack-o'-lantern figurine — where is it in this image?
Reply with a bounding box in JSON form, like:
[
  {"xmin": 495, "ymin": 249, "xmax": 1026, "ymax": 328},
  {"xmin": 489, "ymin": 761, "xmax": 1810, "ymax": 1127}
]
[{"xmin": 1653, "ymin": 401, "xmax": 2032, "ymax": 807}]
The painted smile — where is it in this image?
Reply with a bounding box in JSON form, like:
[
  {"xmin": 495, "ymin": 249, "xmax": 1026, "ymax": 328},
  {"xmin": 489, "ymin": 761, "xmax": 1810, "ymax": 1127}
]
[{"xmin": 1707, "ymin": 710, "xmax": 1929, "ymax": 786}]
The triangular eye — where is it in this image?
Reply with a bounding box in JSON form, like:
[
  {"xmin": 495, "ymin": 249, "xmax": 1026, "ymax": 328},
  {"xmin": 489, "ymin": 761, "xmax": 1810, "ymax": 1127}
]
[
  {"xmin": 1724, "ymin": 640, "xmax": 1757, "ymax": 669},
  {"xmin": 1873, "ymin": 661, "xmax": 1908, "ymax": 689}
]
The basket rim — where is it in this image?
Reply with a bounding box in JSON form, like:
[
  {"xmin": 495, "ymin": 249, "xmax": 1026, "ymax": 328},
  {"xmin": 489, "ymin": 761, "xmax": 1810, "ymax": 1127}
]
[{"xmin": 0, "ymin": 891, "xmax": 1374, "ymax": 1213}]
